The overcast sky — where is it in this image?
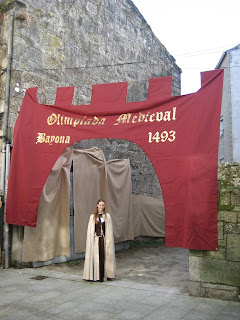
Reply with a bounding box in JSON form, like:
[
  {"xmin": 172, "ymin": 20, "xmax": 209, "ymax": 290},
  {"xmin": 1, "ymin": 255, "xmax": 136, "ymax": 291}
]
[{"xmin": 133, "ymin": 0, "xmax": 240, "ymax": 94}]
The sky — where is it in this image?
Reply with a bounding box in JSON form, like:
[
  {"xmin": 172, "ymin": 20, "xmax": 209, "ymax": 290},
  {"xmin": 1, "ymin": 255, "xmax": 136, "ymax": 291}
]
[{"xmin": 133, "ymin": 0, "xmax": 240, "ymax": 94}]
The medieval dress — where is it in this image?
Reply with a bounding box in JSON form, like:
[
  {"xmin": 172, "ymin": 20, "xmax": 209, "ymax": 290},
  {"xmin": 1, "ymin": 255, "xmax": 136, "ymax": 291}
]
[{"xmin": 83, "ymin": 213, "xmax": 116, "ymax": 281}]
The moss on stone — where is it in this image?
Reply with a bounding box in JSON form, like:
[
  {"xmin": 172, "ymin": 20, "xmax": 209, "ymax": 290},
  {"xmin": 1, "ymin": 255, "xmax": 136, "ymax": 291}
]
[
  {"xmin": 218, "ymin": 204, "xmax": 234, "ymax": 211},
  {"xmin": 189, "ymin": 250, "xmax": 204, "ymax": 257},
  {"xmin": 200, "ymin": 258, "xmax": 240, "ymax": 286},
  {"xmin": 11, "ymin": 260, "xmax": 30, "ymax": 269}
]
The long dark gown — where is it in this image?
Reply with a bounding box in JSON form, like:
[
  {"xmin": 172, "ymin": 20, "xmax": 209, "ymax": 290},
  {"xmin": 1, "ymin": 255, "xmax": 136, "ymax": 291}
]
[{"xmin": 95, "ymin": 214, "xmax": 105, "ymax": 282}]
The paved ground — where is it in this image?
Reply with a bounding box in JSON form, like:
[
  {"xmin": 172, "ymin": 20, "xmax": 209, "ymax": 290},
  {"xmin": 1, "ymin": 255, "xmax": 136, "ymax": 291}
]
[
  {"xmin": 41, "ymin": 244, "xmax": 189, "ymax": 292},
  {"xmin": 0, "ymin": 245, "xmax": 240, "ymax": 320}
]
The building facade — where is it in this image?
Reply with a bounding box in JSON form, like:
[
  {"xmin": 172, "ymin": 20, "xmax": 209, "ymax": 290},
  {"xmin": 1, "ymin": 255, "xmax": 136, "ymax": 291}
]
[
  {"xmin": 217, "ymin": 44, "xmax": 240, "ymax": 163},
  {"xmin": 0, "ymin": 0, "xmax": 181, "ymax": 194},
  {"xmin": 0, "ymin": 0, "xmax": 181, "ymax": 266}
]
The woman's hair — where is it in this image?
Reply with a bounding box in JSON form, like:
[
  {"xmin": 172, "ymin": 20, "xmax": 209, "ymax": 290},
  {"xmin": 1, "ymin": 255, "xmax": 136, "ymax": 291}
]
[{"xmin": 93, "ymin": 199, "xmax": 106, "ymax": 222}]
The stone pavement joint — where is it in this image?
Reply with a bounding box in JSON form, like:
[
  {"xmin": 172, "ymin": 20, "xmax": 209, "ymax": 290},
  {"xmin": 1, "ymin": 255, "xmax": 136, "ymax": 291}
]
[{"xmin": 0, "ymin": 268, "xmax": 240, "ymax": 320}]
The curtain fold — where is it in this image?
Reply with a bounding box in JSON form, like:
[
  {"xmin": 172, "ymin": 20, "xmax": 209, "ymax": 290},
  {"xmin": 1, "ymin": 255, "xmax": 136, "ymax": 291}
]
[
  {"xmin": 73, "ymin": 148, "xmax": 134, "ymax": 254},
  {"xmin": 73, "ymin": 148, "xmax": 109, "ymax": 253},
  {"xmin": 132, "ymin": 194, "xmax": 165, "ymax": 238},
  {"xmin": 22, "ymin": 148, "xmax": 72, "ymax": 262},
  {"xmin": 22, "ymin": 146, "xmax": 165, "ymax": 263},
  {"xmin": 106, "ymin": 159, "xmax": 134, "ymax": 243}
]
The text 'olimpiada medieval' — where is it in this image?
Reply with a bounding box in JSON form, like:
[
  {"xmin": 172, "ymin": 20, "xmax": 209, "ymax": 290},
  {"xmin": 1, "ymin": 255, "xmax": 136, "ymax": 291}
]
[{"xmin": 36, "ymin": 106, "xmax": 177, "ymax": 145}]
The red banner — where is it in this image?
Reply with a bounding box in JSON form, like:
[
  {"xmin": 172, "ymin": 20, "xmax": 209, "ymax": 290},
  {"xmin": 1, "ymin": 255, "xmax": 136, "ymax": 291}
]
[{"xmin": 6, "ymin": 69, "xmax": 224, "ymax": 250}]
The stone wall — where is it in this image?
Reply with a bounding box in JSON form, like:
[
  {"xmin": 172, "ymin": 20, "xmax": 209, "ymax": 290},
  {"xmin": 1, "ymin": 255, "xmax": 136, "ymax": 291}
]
[
  {"xmin": 0, "ymin": 0, "xmax": 181, "ymax": 198},
  {"xmin": 1, "ymin": 0, "xmax": 181, "ymax": 266},
  {"xmin": 189, "ymin": 163, "xmax": 240, "ymax": 301}
]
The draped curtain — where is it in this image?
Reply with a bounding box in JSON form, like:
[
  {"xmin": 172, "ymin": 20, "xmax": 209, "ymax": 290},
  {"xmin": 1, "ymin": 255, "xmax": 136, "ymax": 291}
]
[{"xmin": 22, "ymin": 147, "xmax": 165, "ymax": 262}]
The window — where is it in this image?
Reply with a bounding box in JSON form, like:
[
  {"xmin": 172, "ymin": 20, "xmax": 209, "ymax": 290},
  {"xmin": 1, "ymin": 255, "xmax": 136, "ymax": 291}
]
[{"xmin": 219, "ymin": 115, "xmax": 224, "ymax": 138}]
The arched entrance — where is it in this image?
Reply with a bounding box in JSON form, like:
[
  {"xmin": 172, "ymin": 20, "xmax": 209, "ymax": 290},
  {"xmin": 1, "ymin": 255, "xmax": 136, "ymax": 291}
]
[
  {"xmin": 7, "ymin": 71, "xmax": 223, "ymax": 252},
  {"xmin": 21, "ymin": 140, "xmax": 165, "ymax": 265},
  {"xmin": 20, "ymin": 140, "xmax": 189, "ymax": 292}
]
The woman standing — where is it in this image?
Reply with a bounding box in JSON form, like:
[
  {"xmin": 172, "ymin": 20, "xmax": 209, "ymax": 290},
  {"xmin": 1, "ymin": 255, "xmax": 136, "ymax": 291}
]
[{"xmin": 83, "ymin": 199, "xmax": 116, "ymax": 282}]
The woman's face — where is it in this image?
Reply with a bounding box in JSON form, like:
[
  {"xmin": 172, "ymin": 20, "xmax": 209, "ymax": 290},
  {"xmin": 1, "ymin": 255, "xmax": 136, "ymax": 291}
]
[{"xmin": 97, "ymin": 201, "xmax": 105, "ymax": 213}]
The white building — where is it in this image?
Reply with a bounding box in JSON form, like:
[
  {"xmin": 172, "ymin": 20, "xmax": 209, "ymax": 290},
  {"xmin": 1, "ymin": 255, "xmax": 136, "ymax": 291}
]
[{"xmin": 216, "ymin": 44, "xmax": 240, "ymax": 162}]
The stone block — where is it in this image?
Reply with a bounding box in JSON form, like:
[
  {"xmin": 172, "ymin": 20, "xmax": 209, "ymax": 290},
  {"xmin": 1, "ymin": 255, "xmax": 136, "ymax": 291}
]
[
  {"xmin": 132, "ymin": 180, "xmax": 138, "ymax": 194},
  {"xmin": 141, "ymin": 164, "xmax": 153, "ymax": 175},
  {"xmin": 218, "ymin": 221, "xmax": 224, "ymax": 239},
  {"xmin": 189, "ymin": 256, "xmax": 201, "ymax": 281},
  {"xmin": 0, "ymin": 100, "xmax": 4, "ymax": 113},
  {"xmin": 139, "ymin": 180, "xmax": 147, "ymax": 193},
  {"xmin": 218, "ymin": 239, "xmax": 226, "ymax": 247},
  {"xmin": 208, "ymin": 288, "xmax": 240, "ymax": 301},
  {"xmin": 205, "ymin": 246, "xmax": 226, "ymax": 260},
  {"xmin": 128, "ymin": 143, "xmax": 141, "ymax": 152},
  {"xmin": 189, "ymin": 249, "xmax": 204, "ymax": 257},
  {"xmin": 1, "ymin": 57, "xmax": 8, "ymax": 69},
  {"xmin": 230, "ymin": 165, "xmax": 240, "ymax": 177},
  {"xmin": 11, "ymin": 225, "xmax": 19, "ymax": 262},
  {"xmin": 219, "ymin": 191, "xmax": 231, "ymax": 205},
  {"xmin": 218, "ymin": 211, "xmax": 238, "ymax": 223},
  {"xmin": 116, "ymin": 145, "xmax": 129, "ymax": 153},
  {"xmin": 134, "ymin": 152, "xmax": 145, "ymax": 163},
  {"xmin": 200, "ymin": 286, "xmax": 208, "ymax": 297},
  {"xmin": 1, "ymin": 74, "xmax": 6, "ymax": 84},
  {"xmin": 232, "ymin": 178, "xmax": 240, "ymax": 187},
  {"xmin": 189, "ymin": 256, "xmax": 240, "ymax": 286},
  {"xmin": 228, "ymin": 223, "xmax": 240, "ymax": 234},
  {"xmin": 226, "ymin": 234, "xmax": 240, "ymax": 261},
  {"xmin": 225, "ymin": 222, "xmax": 240, "ymax": 235},
  {"xmin": 189, "ymin": 281, "xmax": 202, "ymax": 296},
  {"xmin": 130, "ymin": 162, "xmax": 140, "ymax": 175},
  {"xmin": 231, "ymin": 190, "xmax": 240, "ymax": 205},
  {"xmin": 202, "ymin": 283, "xmax": 240, "ymax": 301}
]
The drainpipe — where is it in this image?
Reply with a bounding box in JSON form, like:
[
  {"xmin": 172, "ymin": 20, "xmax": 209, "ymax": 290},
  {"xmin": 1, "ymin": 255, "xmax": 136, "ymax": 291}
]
[
  {"xmin": 3, "ymin": 143, "xmax": 10, "ymax": 269},
  {"xmin": 0, "ymin": 148, "xmax": 6, "ymax": 197},
  {"xmin": 1, "ymin": 9, "xmax": 15, "ymax": 269}
]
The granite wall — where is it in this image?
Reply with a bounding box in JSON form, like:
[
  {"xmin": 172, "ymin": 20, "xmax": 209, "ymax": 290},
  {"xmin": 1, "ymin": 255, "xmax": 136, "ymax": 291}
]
[
  {"xmin": 1, "ymin": 0, "xmax": 181, "ymax": 266},
  {"xmin": 0, "ymin": 0, "xmax": 181, "ymax": 198},
  {"xmin": 189, "ymin": 163, "xmax": 240, "ymax": 301}
]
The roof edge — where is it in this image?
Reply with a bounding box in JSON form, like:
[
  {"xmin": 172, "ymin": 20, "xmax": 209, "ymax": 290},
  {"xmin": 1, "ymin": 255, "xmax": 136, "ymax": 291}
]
[{"xmin": 215, "ymin": 43, "xmax": 240, "ymax": 69}]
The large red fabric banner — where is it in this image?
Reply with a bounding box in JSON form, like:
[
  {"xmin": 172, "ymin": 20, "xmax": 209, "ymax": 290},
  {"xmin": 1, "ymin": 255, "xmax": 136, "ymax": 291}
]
[{"xmin": 6, "ymin": 69, "xmax": 224, "ymax": 250}]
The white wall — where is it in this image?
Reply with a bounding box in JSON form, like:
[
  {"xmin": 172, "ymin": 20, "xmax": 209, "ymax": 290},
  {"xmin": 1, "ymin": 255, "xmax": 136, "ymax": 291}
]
[{"xmin": 230, "ymin": 46, "xmax": 240, "ymax": 161}]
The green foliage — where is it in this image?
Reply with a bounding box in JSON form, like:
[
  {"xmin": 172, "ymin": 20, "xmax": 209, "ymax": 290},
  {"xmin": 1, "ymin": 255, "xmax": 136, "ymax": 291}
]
[{"xmin": 0, "ymin": 0, "xmax": 14, "ymax": 14}]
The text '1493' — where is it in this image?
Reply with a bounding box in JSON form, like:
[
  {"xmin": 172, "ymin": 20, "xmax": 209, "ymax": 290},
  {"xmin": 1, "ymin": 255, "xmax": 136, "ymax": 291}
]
[{"xmin": 148, "ymin": 131, "xmax": 176, "ymax": 143}]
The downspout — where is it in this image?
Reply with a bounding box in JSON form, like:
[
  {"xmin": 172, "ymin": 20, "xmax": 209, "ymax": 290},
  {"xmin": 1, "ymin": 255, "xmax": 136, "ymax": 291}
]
[
  {"xmin": 3, "ymin": 142, "xmax": 10, "ymax": 269},
  {"xmin": 1, "ymin": 9, "xmax": 15, "ymax": 269},
  {"xmin": 0, "ymin": 148, "xmax": 6, "ymax": 198}
]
